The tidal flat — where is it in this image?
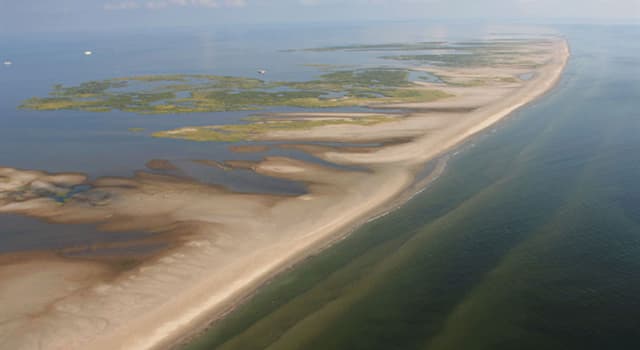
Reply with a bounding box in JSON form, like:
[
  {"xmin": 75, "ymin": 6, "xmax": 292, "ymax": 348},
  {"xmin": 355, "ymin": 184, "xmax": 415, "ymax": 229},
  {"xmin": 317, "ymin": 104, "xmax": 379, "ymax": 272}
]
[
  {"xmin": 0, "ymin": 30, "xmax": 568, "ymax": 350},
  {"xmin": 152, "ymin": 114, "xmax": 399, "ymax": 142}
]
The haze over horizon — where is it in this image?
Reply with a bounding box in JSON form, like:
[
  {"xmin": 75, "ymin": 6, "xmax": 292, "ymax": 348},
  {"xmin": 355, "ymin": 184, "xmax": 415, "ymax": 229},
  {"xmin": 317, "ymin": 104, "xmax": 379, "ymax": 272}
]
[{"xmin": 1, "ymin": 0, "xmax": 639, "ymax": 33}]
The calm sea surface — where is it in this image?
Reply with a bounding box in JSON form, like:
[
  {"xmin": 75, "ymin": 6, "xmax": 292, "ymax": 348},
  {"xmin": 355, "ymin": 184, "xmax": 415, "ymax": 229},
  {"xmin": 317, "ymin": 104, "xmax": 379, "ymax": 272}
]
[
  {"xmin": 3, "ymin": 22, "xmax": 639, "ymax": 349},
  {"xmin": 0, "ymin": 21, "xmax": 534, "ymax": 254},
  {"xmin": 0, "ymin": 21, "xmax": 513, "ymax": 178},
  {"xmin": 182, "ymin": 24, "xmax": 640, "ymax": 350}
]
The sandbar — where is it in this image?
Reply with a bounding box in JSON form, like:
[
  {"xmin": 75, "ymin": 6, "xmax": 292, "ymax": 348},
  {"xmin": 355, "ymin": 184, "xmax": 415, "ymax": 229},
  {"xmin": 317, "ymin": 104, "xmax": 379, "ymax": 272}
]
[{"xmin": 0, "ymin": 38, "xmax": 569, "ymax": 350}]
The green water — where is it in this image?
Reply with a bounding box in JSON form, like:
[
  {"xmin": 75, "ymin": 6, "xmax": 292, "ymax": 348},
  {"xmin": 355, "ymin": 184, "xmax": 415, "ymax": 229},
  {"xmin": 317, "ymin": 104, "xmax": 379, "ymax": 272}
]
[{"xmin": 184, "ymin": 25, "xmax": 640, "ymax": 350}]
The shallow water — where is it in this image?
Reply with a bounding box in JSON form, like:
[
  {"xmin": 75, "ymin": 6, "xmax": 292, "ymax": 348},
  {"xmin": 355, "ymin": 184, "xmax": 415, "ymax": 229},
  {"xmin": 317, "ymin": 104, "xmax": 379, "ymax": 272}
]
[
  {"xmin": 183, "ymin": 24, "xmax": 640, "ymax": 350},
  {"xmin": 0, "ymin": 214, "xmax": 156, "ymax": 254},
  {"xmin": 0, "ymin": 21, "xmax": 530, "ymax": 255},
  {"xmin": 0, "ymin": 21, "xmax": 548, "ymax": 178}
]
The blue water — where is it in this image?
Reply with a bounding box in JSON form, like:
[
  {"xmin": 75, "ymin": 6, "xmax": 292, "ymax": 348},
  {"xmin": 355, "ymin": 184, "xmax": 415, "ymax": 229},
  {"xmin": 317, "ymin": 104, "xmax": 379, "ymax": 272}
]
[
  {"xmin": 182, "ymin": 24, "xmax": 640, "ymax": 350},
  {"xmin": 0, "ymin": 21, "xmax": 536, "ymax": 255},
  {"xmin": 0, "ymin": 22, "xmax": 545, "ymax": 177},
  {"xmin": 7, "ymin": 24, "xmax": 637, "ymax": 350}
]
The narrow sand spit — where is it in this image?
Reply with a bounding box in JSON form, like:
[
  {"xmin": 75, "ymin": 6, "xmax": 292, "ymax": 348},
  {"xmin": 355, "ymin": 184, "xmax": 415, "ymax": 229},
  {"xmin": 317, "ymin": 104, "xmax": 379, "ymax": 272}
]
[{"xmin": 0, "ymin": 39, "xmax": 569, "ymax": 350}]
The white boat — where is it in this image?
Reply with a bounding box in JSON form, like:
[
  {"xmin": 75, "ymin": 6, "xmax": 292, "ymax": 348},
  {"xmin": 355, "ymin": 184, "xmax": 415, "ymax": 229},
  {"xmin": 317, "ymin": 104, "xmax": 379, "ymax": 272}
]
[
  {"xmin": 3, "ymin": 60, "xmax": 12, "ymax": 66},
  {"xmin": 84, "ymin": 51, "xmax": 93, "ymax": 56},
  {"xmin": 257, "ymin": 69, "xmax": 266, "ymax": 75}
]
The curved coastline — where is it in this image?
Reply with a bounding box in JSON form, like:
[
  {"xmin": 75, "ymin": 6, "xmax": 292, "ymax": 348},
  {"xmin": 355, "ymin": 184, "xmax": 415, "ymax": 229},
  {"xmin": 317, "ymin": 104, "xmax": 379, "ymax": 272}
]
[
  {"xmin": 0, "ymin": 39, "xmax": 569, "ymax": 350},
  {"xmin": 170, "ymin": 38, "xmax": 571, "ymax": 350}
]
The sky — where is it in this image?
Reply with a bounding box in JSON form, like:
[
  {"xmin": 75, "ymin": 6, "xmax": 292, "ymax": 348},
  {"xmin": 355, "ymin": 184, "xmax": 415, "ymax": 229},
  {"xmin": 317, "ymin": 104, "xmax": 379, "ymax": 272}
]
[{"xmin": 1, "ymin": 0, "xmax": 639, "ymax": 33}]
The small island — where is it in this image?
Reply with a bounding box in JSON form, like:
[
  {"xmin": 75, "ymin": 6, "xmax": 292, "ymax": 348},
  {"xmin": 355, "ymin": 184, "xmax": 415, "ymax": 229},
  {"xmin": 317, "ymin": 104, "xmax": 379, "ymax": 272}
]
[
  {"xmin": 19, "ymin": 39, "xmax": 549, "ymax": 116},
  {"xmin": 19, "ymin": 69, "xmax": 451, "ymax": 114}
]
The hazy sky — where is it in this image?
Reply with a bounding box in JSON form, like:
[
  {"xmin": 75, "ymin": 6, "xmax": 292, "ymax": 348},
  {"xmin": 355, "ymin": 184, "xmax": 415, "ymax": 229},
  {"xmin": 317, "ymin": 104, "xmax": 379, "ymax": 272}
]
[{"xmin": 1, "ymin": 0, "xmax": 639, "ymax": 33}]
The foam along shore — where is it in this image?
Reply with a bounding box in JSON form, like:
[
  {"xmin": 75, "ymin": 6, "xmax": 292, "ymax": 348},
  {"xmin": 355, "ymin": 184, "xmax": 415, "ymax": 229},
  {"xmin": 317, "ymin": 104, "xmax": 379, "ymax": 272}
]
[{"xmin": 0, "ymin": 38, "xmax": 569, "ymax": 350}]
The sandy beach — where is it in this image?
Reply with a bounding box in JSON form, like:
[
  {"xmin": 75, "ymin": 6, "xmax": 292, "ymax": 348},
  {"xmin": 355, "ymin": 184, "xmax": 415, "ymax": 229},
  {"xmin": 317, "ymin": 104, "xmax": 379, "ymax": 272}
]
[{"xmin": 0, "ymin": 38, "xmax": 569, "ymax": 350}]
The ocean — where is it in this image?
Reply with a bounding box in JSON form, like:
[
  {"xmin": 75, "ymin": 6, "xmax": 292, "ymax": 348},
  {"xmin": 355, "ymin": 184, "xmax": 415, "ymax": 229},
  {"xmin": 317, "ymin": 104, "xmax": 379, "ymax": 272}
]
[
  {"xmin": 3, "ymin": 21, "xmax": 638, "ymax": 350},
  {"xmin": 181, "ymin": 23, "xmax": 640, "ymax": 350}
]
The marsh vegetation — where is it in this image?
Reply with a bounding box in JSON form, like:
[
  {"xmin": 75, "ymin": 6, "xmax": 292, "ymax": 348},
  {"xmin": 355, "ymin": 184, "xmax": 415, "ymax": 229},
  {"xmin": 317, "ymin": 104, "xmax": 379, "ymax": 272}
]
[
  {"xmin": 297, "ymin": 39, "xmax": 553, "ymax": 68},
  {"xmin": 20, "ymin": 39, "xmax": 548, "ymax": 116},
  {"xmin": 20, "ymin": 69, "xmax": 450, "ymax": 114}
]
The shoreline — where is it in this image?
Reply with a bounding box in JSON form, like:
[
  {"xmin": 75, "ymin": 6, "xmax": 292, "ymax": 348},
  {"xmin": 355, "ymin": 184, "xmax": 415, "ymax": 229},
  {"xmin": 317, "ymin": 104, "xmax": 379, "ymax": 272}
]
[
  {"xmin": 166, "ymin": 38, "xmax": 571, "ymax": 350},
  {"xmin": 171, "ymin": 39, "xmax": 570, "ymax": 349},
  {"xmin": 0, "ymin": 38, "xmax": 569, "ymax": 350},
  {"xmin": 168, "ymin": 154, "xmax": 450, "ymax": 350}
]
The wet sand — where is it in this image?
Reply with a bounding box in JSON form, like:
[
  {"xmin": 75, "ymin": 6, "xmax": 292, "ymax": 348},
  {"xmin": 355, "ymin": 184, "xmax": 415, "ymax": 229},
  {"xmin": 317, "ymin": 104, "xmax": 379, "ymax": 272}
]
[{"xmin": 0, "ymin": 39, "xmax": 569, "ymax": 350}]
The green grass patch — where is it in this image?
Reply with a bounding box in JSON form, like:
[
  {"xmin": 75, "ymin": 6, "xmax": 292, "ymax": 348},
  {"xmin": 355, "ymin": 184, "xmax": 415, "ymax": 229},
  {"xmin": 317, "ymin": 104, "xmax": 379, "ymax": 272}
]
[{"xmin": 20, "ymin": 68, "xmax": 451, "ymax": 115}]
